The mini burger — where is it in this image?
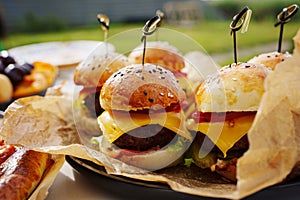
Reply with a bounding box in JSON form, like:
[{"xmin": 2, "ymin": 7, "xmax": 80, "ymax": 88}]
[
  {"xmin": 186, "ymin": 62, "xmax": 271, "ymax": 181},
  {"xmin": 97, "ymin": 63, "xmax": 193, "ymax": 171},
  {"xmin": 128, "ymin": 41, "xmax": 193, "ymax": 103},
  {"xmin": 248, "ymin": 51, "xmax": 291, "ymax": 70},
  {"xmin": 73, "ymin": 45, "xmax": 130, "ymax": 139},
  {"xmin": 128, "ymin": 41, "xmax": 185, "ymax": 72}
]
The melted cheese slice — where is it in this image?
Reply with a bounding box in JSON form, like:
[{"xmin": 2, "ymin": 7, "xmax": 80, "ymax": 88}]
[
  {"xmin": 98, "ymin": 110, "xmax": 192, "ymax": 143},
  {"xmin": 187, "ymin": 114, "xmax": 255, "ymax": 157}
]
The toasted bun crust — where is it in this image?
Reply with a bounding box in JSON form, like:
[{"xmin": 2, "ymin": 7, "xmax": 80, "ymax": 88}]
[
  {"xmin": 100, "ymin": 64, "xmax": 186, "ymax": 111},
  {"xmin": 98, "ymin": 135, "xmax": 187, "ymax": 171},
  {"xmin": 128, "ymin": 41, "xmax": 185, "ymax": 71},
  {"xmin": 195, "ymin": 62, "xmax": 271, "ymax": 112},
  {"xmin": 0, "ymin": 143, "xmax": 51, "ymax": 200},
  {"xmin": 248, "ymin": 51, "xmax": 291, "ymax": 70},
  {"xmin": 74, "ymin": 52, "xmax": 130, "ymax": 88},
  {"xmin": 13, "ymin": 62, "xmax": 57, "ymax": 98},
  {"xmin": 0, "ymin": 74, "xmax": 13, "ymax": 103}
]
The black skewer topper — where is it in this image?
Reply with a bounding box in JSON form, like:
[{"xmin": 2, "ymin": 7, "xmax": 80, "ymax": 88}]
[
  {"xmin": 141, "ymin": 15, "xmax": 162, "ymax": 66},
  {"xmin": 274, "ymin": 4, "xmax": 299, "ymax": 53},
  {"xmin": 230, "ymin": 6, "xmax": 252, "ymax": 64}
]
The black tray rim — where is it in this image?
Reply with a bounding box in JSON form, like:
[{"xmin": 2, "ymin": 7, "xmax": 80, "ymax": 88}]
[{"xmin": 66, "ymin": 155, "xmax": 300, "ymax": 200}]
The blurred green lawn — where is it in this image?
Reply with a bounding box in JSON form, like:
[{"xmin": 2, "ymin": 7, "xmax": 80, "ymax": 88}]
[{"xmin": 3, "ymin": 20, "xmax": 299, "ymax": 55}]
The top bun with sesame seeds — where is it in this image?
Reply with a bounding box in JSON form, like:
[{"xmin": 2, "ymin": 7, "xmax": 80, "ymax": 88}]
[
  {"xmin": 248, "ymin": 51, "xmax": 291, "ymax": 70},
  {"xmin": 128, "ymin": 41, "xmax": 185, "ymax": 72},
  {"xmin": 74, "ymin": 51, "xmax": 130, "ymax": 88},
  {"xmin": 195, "ymin": 62, "xmax": 272, "ymax": 113},
  {"xmin": 100, "ymin": 63, "xmax": 186, "ymax": 111}
]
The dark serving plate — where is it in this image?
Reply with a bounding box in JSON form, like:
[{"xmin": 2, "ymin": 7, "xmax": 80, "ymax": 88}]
[
  {"xmin": 0, "ymin": 100, "xmax": 12, "ymax": 112},
  {"xmin": 66, "ymin": 156, "xmax": 300, "ymax": 200}
]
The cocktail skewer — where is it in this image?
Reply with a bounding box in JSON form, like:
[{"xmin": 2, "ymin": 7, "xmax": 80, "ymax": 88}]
[{"xmin": 230, "ymin": 6, "xmax": 252, "ymax": 64}]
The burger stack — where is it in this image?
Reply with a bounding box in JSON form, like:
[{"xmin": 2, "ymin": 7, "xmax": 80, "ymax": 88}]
[{"xmin": 75, "ymin": 37, "xmax": 275, "ymax": 181}]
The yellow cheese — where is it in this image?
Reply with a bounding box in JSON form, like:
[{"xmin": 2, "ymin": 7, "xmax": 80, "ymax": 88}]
[
  {"xmin": 98, "ymin": 110, "xmax": 192, "ymax": 143},
  {"xmin": 187, "ymin": 114, "xmax": 255, "ymax": 157}
]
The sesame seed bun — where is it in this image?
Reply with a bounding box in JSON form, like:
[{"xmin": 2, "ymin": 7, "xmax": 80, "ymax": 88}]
[
  {"xmin": 100, "ymin": 63, "xmax": 186, "ymax": 111},
  {"xmin": 74, "ymin": 52, "xmax": 130, "ymax": 88},
  {"xmin": 248, "ymin": 51, "xmax": 291, "ymax": 70},
  {"xmin": 195, "ymin": 62, "xmax": 271, "ymax": 112},
  {"xmin": 128, "ymin": 41, "xmax": 185, "ymax": 71}
]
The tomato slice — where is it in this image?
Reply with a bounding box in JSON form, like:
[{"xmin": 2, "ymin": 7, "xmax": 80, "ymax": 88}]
[
  {"xmin": 172, "ymin": 70, "xmax": 187, "ymax": 78},
  {"xmin": 191, "ymin": 111, "xmax": 256, "ymax": 123}
]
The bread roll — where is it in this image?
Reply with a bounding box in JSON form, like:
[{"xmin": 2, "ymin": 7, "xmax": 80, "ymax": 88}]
[
  {"xmin": 0, "ymin": 143, "xmax": 52, "ymax": 200},
  {"xmin": 0, "ymin": 74, "xmax": 13, "ymax": 103}
]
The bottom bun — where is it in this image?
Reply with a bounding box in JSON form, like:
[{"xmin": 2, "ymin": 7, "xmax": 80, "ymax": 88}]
[{"xmin": 98, "ymin": 135, "xmax": 190, "ymax": 171}]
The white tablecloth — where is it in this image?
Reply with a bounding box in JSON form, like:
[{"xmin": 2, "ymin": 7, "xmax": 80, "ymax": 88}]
[{"xmin": 46, "ymin": 162, "xmax": 116, "ymax": 200}]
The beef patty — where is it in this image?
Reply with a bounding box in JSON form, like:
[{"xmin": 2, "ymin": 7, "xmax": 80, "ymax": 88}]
[
  {"xmin": 196, "ymin": 131, "xmax": 249, "ymax": 159},
  {"xmin": 114, "ymin": 124, "xmax": 176, "ymax": 151},
  {"xmin": 83, "ymin": 91, "xmax": 104, "ymax": 117}
]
